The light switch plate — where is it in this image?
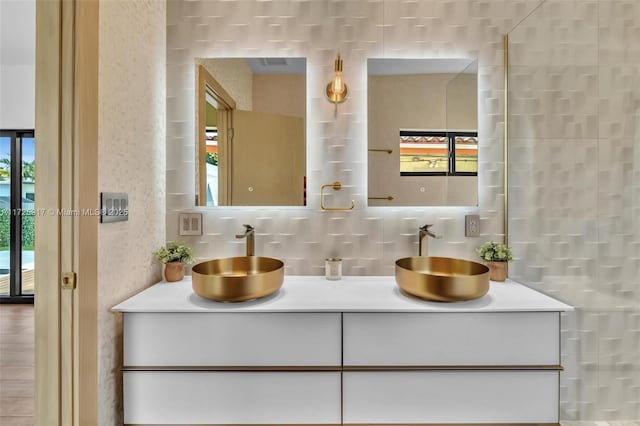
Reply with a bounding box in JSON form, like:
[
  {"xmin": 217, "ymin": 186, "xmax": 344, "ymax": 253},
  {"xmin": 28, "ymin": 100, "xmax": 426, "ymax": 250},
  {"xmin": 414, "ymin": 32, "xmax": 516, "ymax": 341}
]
[
  {"xmin": 465, "ymin": 214, "xmax": 480, "ymax": 237},
  {"xmin": 179, "ymin": 213, "xmax": 202, "ymax": 236},
  {"xmin": 100, "ymin": 192, "xmax": 128, "ymax": 223}
]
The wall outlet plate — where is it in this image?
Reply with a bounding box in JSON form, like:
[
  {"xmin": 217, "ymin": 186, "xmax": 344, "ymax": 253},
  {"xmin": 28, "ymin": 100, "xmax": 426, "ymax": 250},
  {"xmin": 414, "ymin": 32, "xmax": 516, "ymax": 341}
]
[
  {"xmin": 179, "ymin": 213, "xmax": 203, "ymax": 236},
  {"xmin": 100, "ymin": 192, "xmax": 128, "ymax": 223},
  {"xmin": 465, "ymin": 214, "xmax": 480, "ymax": 237}
]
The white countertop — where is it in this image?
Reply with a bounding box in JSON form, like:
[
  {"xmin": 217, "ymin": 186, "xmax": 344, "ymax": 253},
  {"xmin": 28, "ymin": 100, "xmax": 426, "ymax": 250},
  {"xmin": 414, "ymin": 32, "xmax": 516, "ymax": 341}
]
[{"xmin": 112, "ymin": 276, "xmax": 573, "ymax": 313}]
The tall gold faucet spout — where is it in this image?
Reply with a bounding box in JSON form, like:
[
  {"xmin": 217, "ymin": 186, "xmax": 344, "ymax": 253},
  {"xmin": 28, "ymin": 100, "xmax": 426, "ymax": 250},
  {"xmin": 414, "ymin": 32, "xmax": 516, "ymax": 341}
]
[
  {"xmin": 418, "ymin": 224, "xmax": 441, "ymax": 256},
  {"xmin": 235, "ymin": 224, "xmax": 255, "ymax": 256}
]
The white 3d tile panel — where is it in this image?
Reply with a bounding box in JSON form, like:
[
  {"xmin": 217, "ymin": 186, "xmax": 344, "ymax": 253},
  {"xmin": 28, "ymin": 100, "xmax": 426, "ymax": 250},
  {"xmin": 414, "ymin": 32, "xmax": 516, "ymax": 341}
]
[
  {"xmin": 508, "ymin": 0, "xmax": 640, "ymax": 420},
  {"xmin": 165, "ymin": 0, "xmax": 536, "ymax": 275}
]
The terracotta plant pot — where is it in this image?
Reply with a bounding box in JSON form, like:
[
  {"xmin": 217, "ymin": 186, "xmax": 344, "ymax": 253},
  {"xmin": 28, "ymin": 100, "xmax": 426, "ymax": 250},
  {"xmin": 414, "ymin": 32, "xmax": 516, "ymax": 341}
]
[
  {"xmin": 164, "ymin": 262, "xmax": 185, "ymax": 282},
  {"xmin": 487, "ymin": 261, "xmax": 507, "ymax": 282}
]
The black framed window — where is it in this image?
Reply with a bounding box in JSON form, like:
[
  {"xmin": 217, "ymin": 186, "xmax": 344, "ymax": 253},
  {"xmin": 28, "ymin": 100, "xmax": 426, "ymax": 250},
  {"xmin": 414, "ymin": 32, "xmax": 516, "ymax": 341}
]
[
  {"xmin": 0, "ymin": 130, "xmax": 35, "ymax": 304},
  {"xmin": 399, "ymin": 130, "xmax": 478, "ymax": 177}
]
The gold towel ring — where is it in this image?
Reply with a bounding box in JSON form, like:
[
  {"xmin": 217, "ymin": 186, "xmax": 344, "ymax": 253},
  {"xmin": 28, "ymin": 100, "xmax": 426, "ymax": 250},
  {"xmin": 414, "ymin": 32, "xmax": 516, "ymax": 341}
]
[{"xmin": 320, "ymin": 181, "xmax": 355, "ymax": 211}]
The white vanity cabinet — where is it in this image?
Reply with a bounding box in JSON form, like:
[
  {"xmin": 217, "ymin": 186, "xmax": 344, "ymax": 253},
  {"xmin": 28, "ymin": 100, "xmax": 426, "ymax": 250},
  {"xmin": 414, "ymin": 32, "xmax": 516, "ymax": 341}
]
[
  {"xmin": 342, "ymin": 312, "xmax": 561, "ymax": 424},
  {"xmin": 343, "ymin": 370, "xmax": 559, "ymax": 423},
  {"xmin": 123, "ymin": 312, "xmax": 342, "ymax": 366},
  {"xmin": 114, "ymin": 277, "xmax": 572, "ymax": 426},
  {"xmin": 121, "ymin": 312, "xmax": 343, "ymax": 425},
  {"xmin": 342, "ymin": 312, "xmax": 560, "ymax": 366},
  {"xmin": 124, "ymin": 371, "xmax": 342, "ymax": 424}
]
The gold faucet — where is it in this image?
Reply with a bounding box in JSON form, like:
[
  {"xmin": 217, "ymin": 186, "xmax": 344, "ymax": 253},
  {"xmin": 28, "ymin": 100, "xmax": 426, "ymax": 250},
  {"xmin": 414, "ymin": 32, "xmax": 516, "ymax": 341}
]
[
  {"xmin": 235, "ymin": 224, "xmax": 255, "ymax": 256},
  {"xmin": 418, "ymin": 224, "xmax": 441, "ymax": 256}
]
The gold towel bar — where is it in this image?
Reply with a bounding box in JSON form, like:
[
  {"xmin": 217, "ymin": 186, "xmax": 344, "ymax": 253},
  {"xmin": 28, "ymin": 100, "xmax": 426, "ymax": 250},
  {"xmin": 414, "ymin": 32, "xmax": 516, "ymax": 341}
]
[
  {"xmin": 368, "ymin": 196, "xmax": 394, "ymax": 201},
  {"xmin": 320, "ymin": 181, "xmax": 355, "ymax": 211},
  {"xmin": 368, "ymin": 148, "xmax": 392, "ymax": 154}
]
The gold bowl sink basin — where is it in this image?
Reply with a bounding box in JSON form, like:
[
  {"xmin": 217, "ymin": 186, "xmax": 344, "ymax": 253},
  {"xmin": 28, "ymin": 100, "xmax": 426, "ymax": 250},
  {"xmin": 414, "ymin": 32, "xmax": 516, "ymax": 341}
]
[
  {"xmin": 192, "ymin": 256, "xmax": 284, "ymax": 302},
  {"xmin": 395, "ymin": 256, "xmax": 490, "ymax": 302}
]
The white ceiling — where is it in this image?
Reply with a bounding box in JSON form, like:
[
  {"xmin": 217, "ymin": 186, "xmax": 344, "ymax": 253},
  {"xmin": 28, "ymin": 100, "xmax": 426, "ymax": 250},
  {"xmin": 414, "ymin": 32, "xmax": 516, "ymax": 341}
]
[{"xmin": 0, "ymin": 0, "xmax": 35, "ymax": 66}]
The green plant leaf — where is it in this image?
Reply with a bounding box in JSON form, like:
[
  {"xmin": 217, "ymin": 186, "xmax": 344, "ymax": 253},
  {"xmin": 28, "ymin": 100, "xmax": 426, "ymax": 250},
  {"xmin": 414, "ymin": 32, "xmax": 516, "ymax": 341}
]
[{"xmin": 154, "ymin": 241, "xmax": 194, "ymax": 264}]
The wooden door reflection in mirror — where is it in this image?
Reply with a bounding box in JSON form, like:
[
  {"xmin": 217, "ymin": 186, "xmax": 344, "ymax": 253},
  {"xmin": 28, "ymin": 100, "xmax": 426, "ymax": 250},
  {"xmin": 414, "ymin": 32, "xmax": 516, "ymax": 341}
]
[{"xmin": 195, "ymin": 58, "xmax": 306, "ymax": 207}]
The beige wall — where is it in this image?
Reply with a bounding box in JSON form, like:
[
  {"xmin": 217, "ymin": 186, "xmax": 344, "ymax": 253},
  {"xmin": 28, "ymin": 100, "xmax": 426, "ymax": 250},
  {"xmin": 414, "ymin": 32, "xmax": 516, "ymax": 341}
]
[
  {"xmin": 446, "ymin": 73, "xmax": 477, "ymax": 130},
  {"xmin": 369, "ymin": 74, "xmax": 450, "ymax": 130},
  {"xmin": 368, "ymin": 74, "xmax": 477, "ymax": 206},
  {"xmin": 97, "ymin": 1, "xmax": 166, "ymax": 424},
  {"xmin": 253, "ymin": 73, "xmax": 305, "ymax": 118},
  {"xmin": 197, "ymin": 58, "xmax": 252, "ymax": 110},
  {"xmin": 206, "ymin": 102, "xmax": 217, "ymax": 127}
]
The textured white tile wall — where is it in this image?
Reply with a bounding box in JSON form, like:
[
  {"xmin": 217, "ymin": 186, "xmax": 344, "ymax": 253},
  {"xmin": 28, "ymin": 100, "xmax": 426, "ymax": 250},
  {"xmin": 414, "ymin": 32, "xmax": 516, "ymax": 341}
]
[
  {"xmin": 98, "ymin": 1, "xmax": 166, "ymax": 425},
  {"xmin": 509, "ymin": 0, "xmax": 640, "ymax": 420},
  {"xmin": 166, "ymin": 0, "xmax": 544, "ymax": 275},
  {"xmin": 164, "ymin": 0, "xmax": 640, "ymax": 421}
]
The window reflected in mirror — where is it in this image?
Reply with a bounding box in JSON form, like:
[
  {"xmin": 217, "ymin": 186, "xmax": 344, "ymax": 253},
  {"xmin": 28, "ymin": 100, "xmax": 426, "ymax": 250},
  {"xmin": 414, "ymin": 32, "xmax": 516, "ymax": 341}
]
[
  {"xmin": 399, "ymin": 132, "xmax": 449, "ymax": 175},
  {"xmin": 399, "ymin": 130, "xmax": 477, "ymax": 176}
]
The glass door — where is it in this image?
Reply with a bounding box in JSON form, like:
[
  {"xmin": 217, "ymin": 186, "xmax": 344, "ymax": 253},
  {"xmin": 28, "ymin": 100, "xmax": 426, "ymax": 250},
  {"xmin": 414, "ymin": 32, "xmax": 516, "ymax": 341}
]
[
  {"xmin": 21, "ymin": 135, "xmax": 35, "ymax": 296},
  {"xmin": 0, "ymin": 130, "xmax": 35, "ymax": 302},
  {"xmin": 0, "ymin": 134, "xmax": 12, "ymax": 298}
]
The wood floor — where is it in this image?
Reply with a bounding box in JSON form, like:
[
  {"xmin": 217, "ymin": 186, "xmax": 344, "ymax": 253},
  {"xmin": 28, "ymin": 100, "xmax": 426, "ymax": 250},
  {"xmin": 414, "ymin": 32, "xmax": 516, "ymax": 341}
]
[{"xmin": 0, "ymin": 304, "xmax": 34, "ymax": 425}]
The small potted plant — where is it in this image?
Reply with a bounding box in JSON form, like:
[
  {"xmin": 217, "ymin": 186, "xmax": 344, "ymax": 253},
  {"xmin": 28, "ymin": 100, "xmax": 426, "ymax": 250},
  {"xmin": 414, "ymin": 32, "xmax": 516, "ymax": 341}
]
[
  {"xmin": 476, "ymin": 241, "xmax": 513, "ymax": 282},
  {"xmin": 154, "ymin": 241, "xmax": 194, "ymax": 282}
]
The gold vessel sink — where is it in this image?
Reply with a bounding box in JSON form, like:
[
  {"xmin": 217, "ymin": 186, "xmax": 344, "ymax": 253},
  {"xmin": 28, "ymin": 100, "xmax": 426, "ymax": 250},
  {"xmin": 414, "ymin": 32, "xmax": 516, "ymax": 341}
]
[
  {"xmin": 192, "ymin": 256, "xmax": 284, "ymax": 302},
  {"xmin": 395, "ymin": 256, "xmax": 490, "ymax": 302}
]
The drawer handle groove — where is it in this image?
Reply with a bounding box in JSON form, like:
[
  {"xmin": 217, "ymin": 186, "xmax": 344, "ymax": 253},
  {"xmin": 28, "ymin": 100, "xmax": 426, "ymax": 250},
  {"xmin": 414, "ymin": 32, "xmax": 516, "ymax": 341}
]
[{"xmin": 122, "ymin": 365, "xmax": 563, "ymax": 372}]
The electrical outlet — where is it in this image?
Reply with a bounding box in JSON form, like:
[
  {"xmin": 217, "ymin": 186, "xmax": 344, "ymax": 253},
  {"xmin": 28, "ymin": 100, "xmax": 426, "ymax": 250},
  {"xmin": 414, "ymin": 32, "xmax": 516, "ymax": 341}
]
[
  {"xmin": 179, "ymin": 213, "xmax": 202, "ymax": 236},
  {"xmin": 465, "ymin": 214, "xmax": 480, "ymax": 237}
]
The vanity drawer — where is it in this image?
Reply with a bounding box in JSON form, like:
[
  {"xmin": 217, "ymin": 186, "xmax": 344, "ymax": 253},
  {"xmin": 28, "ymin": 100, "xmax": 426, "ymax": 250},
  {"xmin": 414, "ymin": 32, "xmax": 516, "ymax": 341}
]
[
  {"xmin": 343, "ymin": 312, "xmax": 559, "ymax": 366},
  {"xmin": 123, "ymin": 312, "xmax": 341, "ymax": 366},
  {"xmin": 124, "ymin": 371, "xmax": 341, "ymax": 425},
  {"xmin": 342, "ymin": 370, "xmax": 559, "ymax": 423}
]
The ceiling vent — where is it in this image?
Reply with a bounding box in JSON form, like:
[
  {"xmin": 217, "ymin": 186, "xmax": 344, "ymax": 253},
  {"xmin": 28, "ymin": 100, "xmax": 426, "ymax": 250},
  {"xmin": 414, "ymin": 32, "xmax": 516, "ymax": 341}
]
[{"xmin": 260, "ymin": 58, "xmax": 288, "ymax": 67}]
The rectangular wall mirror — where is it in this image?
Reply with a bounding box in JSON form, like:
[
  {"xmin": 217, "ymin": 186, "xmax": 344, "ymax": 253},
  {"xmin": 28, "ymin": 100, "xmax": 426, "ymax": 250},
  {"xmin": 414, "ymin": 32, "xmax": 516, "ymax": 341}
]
[
  {"xmin": 196, "ymin": 58, "xmax": 306, "ymax": 206},
  {"xmin": 367, "ymin": 58, "xmax": 478, "ymax": 206}
]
